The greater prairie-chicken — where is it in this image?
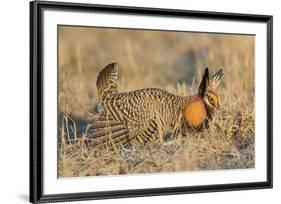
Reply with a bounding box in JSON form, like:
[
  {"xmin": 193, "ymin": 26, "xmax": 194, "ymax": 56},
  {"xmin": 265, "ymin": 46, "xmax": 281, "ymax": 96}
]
[{"xmin": 87, "ymin": 62, "xmax": 223, "ymax": 146}]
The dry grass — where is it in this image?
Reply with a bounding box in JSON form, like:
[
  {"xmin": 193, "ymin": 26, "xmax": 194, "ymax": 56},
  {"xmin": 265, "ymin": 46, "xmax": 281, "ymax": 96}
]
[{"xmin": 58, "ymin": 26, "xmax": 255, "ymax": 177}]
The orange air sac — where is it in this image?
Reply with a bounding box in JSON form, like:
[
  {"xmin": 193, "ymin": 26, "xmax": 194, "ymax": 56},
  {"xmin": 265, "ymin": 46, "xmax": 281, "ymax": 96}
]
[{"xmin": 184, "ymin": 97, "xmax": 207, "ymax": 127}]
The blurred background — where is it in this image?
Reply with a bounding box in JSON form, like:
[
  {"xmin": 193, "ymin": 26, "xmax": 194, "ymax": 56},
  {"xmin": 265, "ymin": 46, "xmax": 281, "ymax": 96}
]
[{"xmin": 58, "ymin": 26, "xmax": 254, "ymax": 119}]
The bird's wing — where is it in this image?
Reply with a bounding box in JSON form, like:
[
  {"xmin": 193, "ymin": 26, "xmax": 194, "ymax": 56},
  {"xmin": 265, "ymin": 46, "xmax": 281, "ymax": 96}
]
[
  {"xmin": 96, "ymin": 62, "xmax": 118, "ymax": 99},
  {"xmin": 87, "ymin": 117, "xmax": 158, "ymax": 146},
  {"xmin": 87, "ymin": 91, "xmax": 161, "ymax": 146},
  {"xmin": 87, "ymin": 115, "xmax": 131, "ymax": 145}
]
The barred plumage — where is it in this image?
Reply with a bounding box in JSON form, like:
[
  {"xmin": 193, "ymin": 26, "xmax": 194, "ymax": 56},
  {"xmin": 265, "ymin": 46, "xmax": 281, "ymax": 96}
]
[{"xmin": 88, "ymin": 62, "xmax": 223, "ymax": 147}]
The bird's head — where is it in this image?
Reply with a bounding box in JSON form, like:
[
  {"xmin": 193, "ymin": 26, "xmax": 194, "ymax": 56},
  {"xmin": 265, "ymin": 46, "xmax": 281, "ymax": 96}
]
[
  {"xmin": 199, "ymin": 68, "xmax": 223, "ymax": 113},
  {"xmin": 184, "ymin": 68, "xmax": 224, "ymax": 128}
]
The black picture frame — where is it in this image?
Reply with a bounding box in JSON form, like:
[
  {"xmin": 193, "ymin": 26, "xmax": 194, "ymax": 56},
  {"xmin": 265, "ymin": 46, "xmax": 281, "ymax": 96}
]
[{"xmin": 30, "ymin": 1, "xmax": 273, "ymax": 203}]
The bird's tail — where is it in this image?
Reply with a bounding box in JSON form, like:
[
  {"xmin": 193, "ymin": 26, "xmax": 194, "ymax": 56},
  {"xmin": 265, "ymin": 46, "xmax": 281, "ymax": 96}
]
[{"xmin": 96, "ymin": 62, "xmax": 118, "ymax": 100}]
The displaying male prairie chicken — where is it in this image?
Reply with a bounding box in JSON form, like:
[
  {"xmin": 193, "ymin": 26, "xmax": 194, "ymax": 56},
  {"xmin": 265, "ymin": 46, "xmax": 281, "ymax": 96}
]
[{"xmin": 87, "ymin": 62, "xmax": 223, "ymax": 147}]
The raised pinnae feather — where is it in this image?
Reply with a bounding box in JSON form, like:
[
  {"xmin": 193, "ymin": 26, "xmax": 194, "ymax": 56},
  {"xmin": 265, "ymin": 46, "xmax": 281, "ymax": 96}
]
[
  {"xmin": 198, "ymin": 68, "xmax": 209, "ymax": 97},
  {"xmin": 96, "ymin": 62, "xmax": 118, "ymax": 99},
  {"xmin": 209, "ymin": 69, "xmax": 224, "ymax": 90}
]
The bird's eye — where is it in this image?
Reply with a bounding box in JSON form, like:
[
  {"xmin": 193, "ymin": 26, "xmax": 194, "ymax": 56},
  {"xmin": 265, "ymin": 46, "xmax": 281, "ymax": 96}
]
[{"xmin": 209, "ymin": 97, "xmax": 215, "ymax": 104}]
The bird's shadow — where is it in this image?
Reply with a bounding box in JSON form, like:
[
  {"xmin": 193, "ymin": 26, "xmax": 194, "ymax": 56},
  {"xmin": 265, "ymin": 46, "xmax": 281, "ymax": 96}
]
[{"xmin": 18, "ymin": 194, "xmax": 29, "ymax": 202}]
